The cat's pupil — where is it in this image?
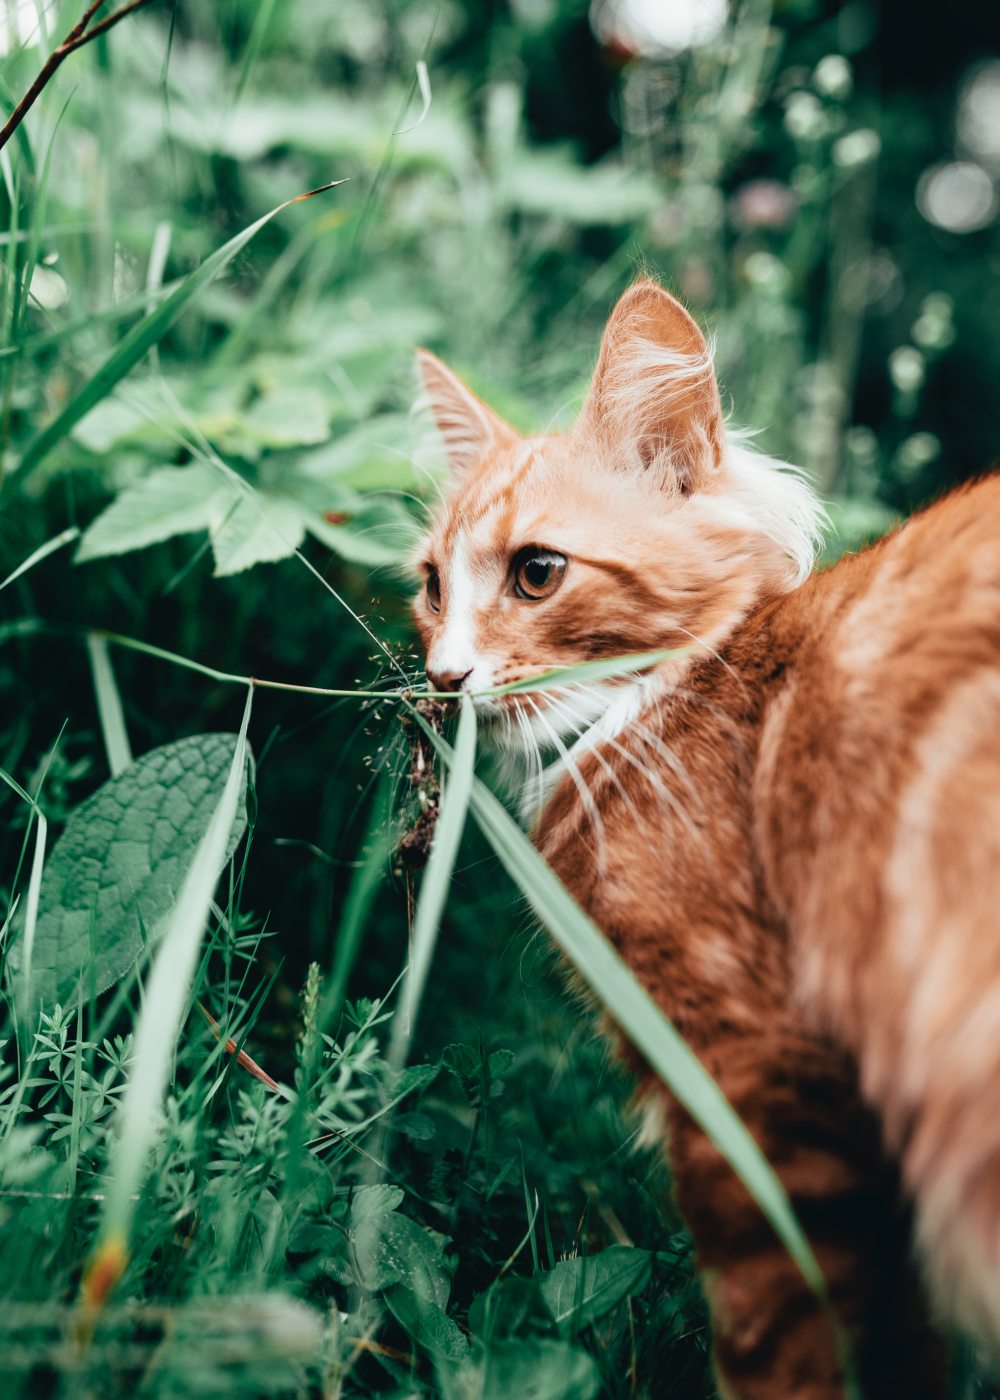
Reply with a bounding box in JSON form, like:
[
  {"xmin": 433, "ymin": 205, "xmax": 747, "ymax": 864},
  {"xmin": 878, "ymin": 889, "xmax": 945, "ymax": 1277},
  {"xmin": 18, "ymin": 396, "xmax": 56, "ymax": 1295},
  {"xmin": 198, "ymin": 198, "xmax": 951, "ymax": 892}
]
[{"xmin": 525, "ymin": 558, "xmax": 549, "ymax": 587}]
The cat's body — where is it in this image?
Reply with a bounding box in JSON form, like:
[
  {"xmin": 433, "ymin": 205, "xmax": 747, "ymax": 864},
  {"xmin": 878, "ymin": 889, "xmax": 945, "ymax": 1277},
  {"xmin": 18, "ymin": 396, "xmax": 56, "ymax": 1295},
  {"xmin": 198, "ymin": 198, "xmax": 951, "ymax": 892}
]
[{"xmin": 413, "ymin": 279, "xmax": 1000, "ymax": 1397}]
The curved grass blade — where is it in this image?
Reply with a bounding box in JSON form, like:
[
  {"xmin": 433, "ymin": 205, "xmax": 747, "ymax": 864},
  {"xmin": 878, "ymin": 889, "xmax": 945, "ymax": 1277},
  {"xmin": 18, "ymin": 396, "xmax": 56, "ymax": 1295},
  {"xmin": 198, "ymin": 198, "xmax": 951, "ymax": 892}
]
[
  {"xmin": 0, "ymin": 525, "xmax": 78, "ymax": 591},
  {"xmin": 416, "ymin": 718, "xmax": 828, "ymax": 1302},
  {"xmin": 396, "ymin": 695, "xmax": 476, "ymax": 1048},
  {"xmin": 17, "ymin": 181, "xmax": 347, "ymax": 480},
  {"xmin": 485, "ymin": 647, "xmax": 691, "ymax": 696},
  {"xmin": 89, "ymin": 688, "xmax": 253, "ymax": 1289},
  {"xmin": 321, "ymin": 772, "xmax": 396, "ymax": 1030},
  {"xmin": 86, "ymin": 633, "xmax": 132, "ymax": 776},
  {"xmin": 0, "ymin": 767, "xmax": 46, "ymax": 1014},
  {"xmin": 393, "ymin": 60, "xmax": 432, "ymax": 135}
]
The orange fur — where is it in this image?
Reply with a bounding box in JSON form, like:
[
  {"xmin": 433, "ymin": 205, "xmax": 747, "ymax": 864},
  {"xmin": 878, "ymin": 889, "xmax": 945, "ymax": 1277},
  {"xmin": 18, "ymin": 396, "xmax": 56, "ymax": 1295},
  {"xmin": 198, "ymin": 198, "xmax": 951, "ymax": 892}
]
[{"xmin": 413, "ymin": 279, "xmax": 999, "ymax": 1396}]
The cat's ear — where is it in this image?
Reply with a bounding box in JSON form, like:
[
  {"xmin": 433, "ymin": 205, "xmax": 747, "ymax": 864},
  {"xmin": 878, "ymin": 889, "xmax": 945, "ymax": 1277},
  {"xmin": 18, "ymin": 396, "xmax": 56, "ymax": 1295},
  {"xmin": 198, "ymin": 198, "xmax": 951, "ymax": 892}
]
[
  {"xmin": 416, "ymin": 349, "xmax": 520, "ymax": 477},
  {"xmin": 580, "ymin": 280, "xmax": 724, "ymax": 491}
]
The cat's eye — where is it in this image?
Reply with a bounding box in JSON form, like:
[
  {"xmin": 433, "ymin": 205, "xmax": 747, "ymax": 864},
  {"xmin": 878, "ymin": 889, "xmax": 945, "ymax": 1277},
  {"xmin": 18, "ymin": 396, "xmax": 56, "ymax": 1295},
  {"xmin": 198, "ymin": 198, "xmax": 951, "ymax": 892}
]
[
  {"xmin": 425, "ymin": 567, "xmax": 441, "ymax": 613},
  {"xmin": 512, "ymin": 548, "xmax": 567, "ymax": 601}
]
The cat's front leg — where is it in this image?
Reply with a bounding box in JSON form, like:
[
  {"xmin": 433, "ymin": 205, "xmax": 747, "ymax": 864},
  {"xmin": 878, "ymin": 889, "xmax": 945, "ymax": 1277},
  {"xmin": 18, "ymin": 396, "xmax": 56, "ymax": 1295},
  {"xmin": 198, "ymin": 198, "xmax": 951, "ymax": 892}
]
[{"xmin": 644, "ymin": 1026, "xmax": 949, "ymax": 1400}]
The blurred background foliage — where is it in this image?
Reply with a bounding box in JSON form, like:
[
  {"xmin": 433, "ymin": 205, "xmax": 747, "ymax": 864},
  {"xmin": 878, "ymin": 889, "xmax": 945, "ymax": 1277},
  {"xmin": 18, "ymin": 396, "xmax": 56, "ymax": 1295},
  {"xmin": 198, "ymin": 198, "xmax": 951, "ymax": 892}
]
[{"xmin": 0, "ymin": 0, "xmax": 998, "ymax": 1395}]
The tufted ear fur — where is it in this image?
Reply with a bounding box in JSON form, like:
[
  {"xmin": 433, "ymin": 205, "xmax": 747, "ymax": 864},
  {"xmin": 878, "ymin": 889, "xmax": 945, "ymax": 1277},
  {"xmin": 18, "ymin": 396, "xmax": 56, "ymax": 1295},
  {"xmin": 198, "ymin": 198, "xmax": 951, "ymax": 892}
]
[
  {"xmin": 416, "ymin": 349, "xmax": 520, "ymax": 477},
  {"xmin": 578, "ymin": 280, "xmax": 724, "ymax": 493}
]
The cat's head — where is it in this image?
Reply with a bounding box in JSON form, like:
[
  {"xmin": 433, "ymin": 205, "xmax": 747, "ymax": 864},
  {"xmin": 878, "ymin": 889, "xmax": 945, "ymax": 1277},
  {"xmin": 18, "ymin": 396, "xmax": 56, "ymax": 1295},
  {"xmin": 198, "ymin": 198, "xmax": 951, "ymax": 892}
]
[{"xmin": 413, "ymin": 280, "xmax": 823, "ymax": 737}]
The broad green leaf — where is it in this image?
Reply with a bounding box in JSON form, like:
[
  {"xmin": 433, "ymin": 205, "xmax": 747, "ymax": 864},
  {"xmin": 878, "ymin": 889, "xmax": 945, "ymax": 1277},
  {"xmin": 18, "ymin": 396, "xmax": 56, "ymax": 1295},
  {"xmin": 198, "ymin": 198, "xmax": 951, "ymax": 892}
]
[
  {"xmin": 538, "ymin": 1246, "xmax": 652, "ymax": 1335},
  {"xmin": 75, "ymin": 465, "xmax": 234, "ymax": 562},
  {"xmin": 241, "ymin": 386, "xmax": 331, "ymax": 447},
  {"xmin": 295, "ymin": 414, "xmax": 414, "ymax": 484},
  {"xmin": 17, "ymin": 183, "xmax": 345, "ymax": 481},
  {"xmin": 438, "ymin": 1338, "xmax": 600, "ymax": 1400},
  {"xmin": 350, "ymin": 1187, "xmax": 451, "ymax": 1307},
  {"xmin": 210, "ymin": 494, "xmax": 306, "ymax": 576},
  {"xmin": 350, "ymin": 1185, "xmax": 404, "ymax": 1222},
  {"xmin": 384, "ymin": 1284, "xmax": 468, "ymax": 1362},
  {"xmin": 304, "ymin": 500, "xmax": 413, "ymax": 567},
  {"xmin": 23, "ymin": 734, "xmax": 252, "ymax": 1008}
]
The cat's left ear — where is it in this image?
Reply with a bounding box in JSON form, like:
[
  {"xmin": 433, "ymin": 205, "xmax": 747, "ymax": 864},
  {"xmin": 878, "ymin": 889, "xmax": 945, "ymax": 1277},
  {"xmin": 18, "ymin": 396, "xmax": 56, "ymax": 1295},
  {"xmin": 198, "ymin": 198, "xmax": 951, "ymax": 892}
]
[
  {"xmin": 579, "ymin": 280, "xmax": 724, "ymax": 491},
  {"xmin": 416, "ymin": 349, "xmax": 520, "ymax": 478}
]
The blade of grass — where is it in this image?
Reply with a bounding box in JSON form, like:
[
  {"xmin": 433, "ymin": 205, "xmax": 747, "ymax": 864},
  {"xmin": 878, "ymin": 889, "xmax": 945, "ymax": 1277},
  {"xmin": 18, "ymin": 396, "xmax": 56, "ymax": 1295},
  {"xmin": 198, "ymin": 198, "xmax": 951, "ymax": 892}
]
[
  {"xmin": 0, "ymin": 525, "xmax": 79, "ymax": 591},
  {"xmin": 233, "ymin": 0, "xmax": 279, "ymax": 102},
  {"xmin": 16, "ymin": 180, "xmax": 347, "ymax": 480},
  {"xmin": 415, "ymin": 715, "xmax": 828, "ymax": 1301},
  {"xmin": 321, "ymin": 772, "xmax": 396, "ymax": 1030},
  {"xmin": 393, "ymin": 694, "xmax": 475, "ymax": 1053},
  {"xmin": 41, "ymin": 624, "xmax": 689, "ymax": 704},
  {"xmin": 88, "ymin": 686, "xmax": 253, "ymax": 1290},
  {"xmin": 0, "ymin": 769, "xmax": 46, "ymax": 1016},
  {"xmin": 393, "ymin": 60, "xmax": 432, "ymax": 135},
  {"xmin": 488, "ymin": 647, "xmax": 691, "ymax": 695},
  {"xmin": 86, "ymin": 633, "xmax": 131, "ymax": 776}
]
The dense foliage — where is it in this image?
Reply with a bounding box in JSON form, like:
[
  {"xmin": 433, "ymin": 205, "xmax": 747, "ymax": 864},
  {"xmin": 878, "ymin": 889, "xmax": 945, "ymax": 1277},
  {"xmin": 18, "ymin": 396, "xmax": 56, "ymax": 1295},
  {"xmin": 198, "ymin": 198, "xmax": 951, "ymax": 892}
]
[{"xmin": 0, "ymin": 1, "xmax": 997, "ymax": 1395}]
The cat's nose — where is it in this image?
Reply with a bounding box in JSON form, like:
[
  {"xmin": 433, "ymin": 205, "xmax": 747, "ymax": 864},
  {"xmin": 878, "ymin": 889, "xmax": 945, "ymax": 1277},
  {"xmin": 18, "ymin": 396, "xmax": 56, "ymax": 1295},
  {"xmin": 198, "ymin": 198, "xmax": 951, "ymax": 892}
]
[{"xmin": 427, "ymin": 666, "xmax": 473, "ymax": 694}]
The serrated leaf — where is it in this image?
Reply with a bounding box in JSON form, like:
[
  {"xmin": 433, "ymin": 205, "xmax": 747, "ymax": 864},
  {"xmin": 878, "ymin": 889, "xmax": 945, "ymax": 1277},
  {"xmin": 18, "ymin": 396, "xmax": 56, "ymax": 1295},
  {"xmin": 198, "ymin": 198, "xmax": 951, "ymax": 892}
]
[
  {"xmin": 537, "ymin": 1246, "xmax": 652, "ymax": 1335},
  {"xmin": 22, "ymin": 735, "xmax": 252, "ymax": 1007},
  {"xmin": 210, "ymin": 493, "xmax": 306, "ymax": 575},
  {"xmin": 76, "ymin": 465, "xmax": 233, "ymax": 562}
]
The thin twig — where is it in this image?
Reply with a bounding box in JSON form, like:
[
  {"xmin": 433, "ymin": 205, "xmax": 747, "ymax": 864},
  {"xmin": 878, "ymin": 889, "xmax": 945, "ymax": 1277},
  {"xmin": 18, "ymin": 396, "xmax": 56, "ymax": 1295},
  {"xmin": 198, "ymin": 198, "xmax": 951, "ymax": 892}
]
[{"xmin": 0, "ymin": 0, "xmax": 156, "ymax": 155}]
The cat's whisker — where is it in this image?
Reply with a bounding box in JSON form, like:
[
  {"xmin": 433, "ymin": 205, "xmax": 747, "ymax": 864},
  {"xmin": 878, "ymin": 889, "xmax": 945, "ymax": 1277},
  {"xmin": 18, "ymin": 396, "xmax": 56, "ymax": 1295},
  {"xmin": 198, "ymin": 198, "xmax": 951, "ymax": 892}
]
[
  {"xmin": 545, "ymin": 693, "xmax": 646, "ymax": 822},
  {"xmin": 524, "ymin": 695, "xmax": 608, "ymax": 866},
  {"xmin": 550, "ymin": 683, "xmax": 709, "ymax": 854},
  {"xmin": 514, "ymin": 699, "xmax": 546, "ymax": 821}
]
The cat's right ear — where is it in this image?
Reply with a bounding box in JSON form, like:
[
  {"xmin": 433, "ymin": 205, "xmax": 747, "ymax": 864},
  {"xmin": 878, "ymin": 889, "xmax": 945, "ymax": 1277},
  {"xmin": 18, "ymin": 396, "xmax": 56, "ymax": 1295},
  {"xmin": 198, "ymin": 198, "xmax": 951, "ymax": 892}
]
[
  {"xmin": 416, "ymin": 349, "xmax": 519, "ymax": 478},
  {"xmin": 579, "ymin": 280, "xmax": 724, "ymax": 493}
]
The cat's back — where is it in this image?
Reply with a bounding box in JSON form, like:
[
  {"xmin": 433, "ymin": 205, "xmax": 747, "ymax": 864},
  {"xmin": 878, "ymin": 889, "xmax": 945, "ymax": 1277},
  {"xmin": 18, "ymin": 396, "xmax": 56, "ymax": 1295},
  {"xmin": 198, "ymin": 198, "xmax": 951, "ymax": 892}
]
[
  {"xmin": 753, "ymin": 473, "xmax": 1000, "ymax": 1337},
  {"xmin": 757, "ymin": 473, "xmax": 1000, "ymax": 1107},
  {"xmin": 757, "ymin": 471, "xmax": 1000, "ymax": 942}
]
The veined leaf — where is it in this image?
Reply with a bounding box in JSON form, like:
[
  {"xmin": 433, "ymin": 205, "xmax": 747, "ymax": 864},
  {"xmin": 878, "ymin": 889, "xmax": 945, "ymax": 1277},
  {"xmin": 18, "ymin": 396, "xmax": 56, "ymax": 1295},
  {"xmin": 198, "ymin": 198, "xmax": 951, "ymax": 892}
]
[
  {"xmin": 210, "ymin": 494, "xmax": 306, "ymax": 576},
  {"xmin": 538, "ymin": 1246, "xmax": 652, "ymax": 1335},
  {"xmin": 305, "ymin": 497, "xmax": 415, "ymax": 567},
  {"xmin": 17, "ymin": 182, "xmax": 345, "ymax": 480},
  {"xmin": 20, "ymin": 734, "xmax": 252, "ymax": 1008},
  {"xmin": 75, "ymin": 464, "xmax": 234, "ymax": 562}
]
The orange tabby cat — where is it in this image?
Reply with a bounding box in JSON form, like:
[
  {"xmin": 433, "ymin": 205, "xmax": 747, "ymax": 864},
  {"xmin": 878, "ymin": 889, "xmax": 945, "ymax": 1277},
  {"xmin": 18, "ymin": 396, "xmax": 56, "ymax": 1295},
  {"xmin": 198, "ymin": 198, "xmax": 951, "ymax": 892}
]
[{"xmin": 413, "ymin": 279, "xmax": 1000, "ymax": 1398}]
